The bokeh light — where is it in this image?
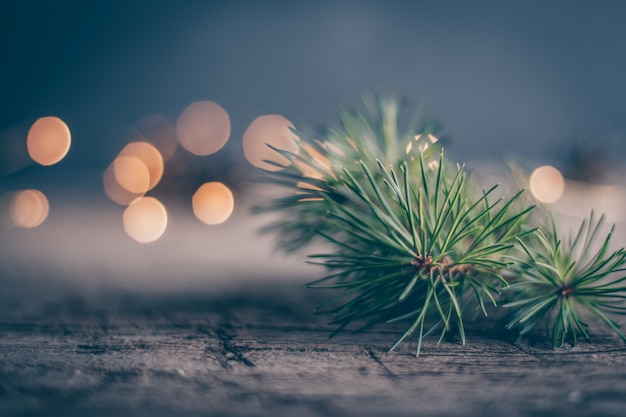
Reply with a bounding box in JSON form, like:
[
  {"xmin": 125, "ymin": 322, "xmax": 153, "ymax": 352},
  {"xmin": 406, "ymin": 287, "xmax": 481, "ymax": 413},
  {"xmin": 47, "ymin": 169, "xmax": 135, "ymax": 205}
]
[
  {"xmin": 134, "ymin": 115, "xmax": 178, "ymax": 161},
  {"xmin": 405, "ymin": 133, "xmax": 439, "ymax": 154},
  {"xmin": 123, "ymin": 197, "xmax": 168, "ymax": 243},
  {"xmin": 428, "ymin": 160, "xmax": 440, "ymax": 171},
  {"xmin": 27, "ymin": 116, "xmax": 71, "ymax": 166},
  {"xmin": 112, "ymin": 155, "xmax": 151, "ymax": 195},
  {"xmin": 294, "ymin": 142, "xmax": 334, "ymax": 180},
  {"xmin": 103, "ymin": 139, "xmax": 165, "ymax": 206},
  {"xmin": 297, "ymin": 181, "xmax": 324, "ymax": 192},
  {"xmin": 9, "ymin": 189, "xmax": 49, "ymax": 228},
  {"xmin": 323, "ymin": 141, "xmax": 345, "ymax": 157},
  {"xmin": 103, "ymin": 163, "xmax": 144, "ymax": 206},
  {"xmin": 242, "ymin": 114, "xmax": 298, "ymax": 171},
  {"xmin": 529, "ymin": 165, "xmax": 565, "ymax": 204},
  {"xmin": 176, "ymin": 101, "xmax": 231, "ymax": 156},
  {"xmin": 118, "ymin": 142, "xmax": 164, "ymax": 190},
  {"xmin": 192, "ymin": 182, "xmax": 235, "ymax": 225}
]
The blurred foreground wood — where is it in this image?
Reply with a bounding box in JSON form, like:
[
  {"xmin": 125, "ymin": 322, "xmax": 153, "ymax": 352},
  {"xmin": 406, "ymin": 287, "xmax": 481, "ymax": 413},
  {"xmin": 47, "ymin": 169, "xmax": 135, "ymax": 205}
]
[{"xmin": 1, "ymin": 286, "xmax": 626, "ymax": 417}]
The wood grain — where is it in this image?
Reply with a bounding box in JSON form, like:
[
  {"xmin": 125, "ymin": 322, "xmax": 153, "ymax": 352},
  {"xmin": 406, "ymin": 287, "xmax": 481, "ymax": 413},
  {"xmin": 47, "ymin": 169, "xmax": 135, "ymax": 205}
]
[{"xmin": 1, "ymin": 286, "xmax": 626, "ymax": 417}]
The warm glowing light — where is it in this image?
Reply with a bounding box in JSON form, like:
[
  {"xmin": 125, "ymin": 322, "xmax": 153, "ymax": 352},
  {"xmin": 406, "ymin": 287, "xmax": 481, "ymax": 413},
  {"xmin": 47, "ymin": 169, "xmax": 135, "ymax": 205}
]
[
  {"xmin": 176, "ymin": 101, "xmax": 231, "ymax": 156},
  {"xmin": 297, "ymin": 181, "xmax": 324, "ymax": 192},
  {"xmin": 112, "ymin": 155, "xmax": 151, "ymax": 195},
  {"xmin": 192, "ymin": 182, "xmax": 235, "ymax": 225},
  {"xmin": 134, "ymin": 115, "xmax": 178, "ymax": 161},
  {"xmin": 303, "ymin": 143, "xmax": 332, "ymax": 172},
  {"xmin": 242, "ymin": 114, "xmax": 298, "ymax": 171},
  {"xmin": 119, "ymin": 142, "xmax": 164, "ymax": 190},
  {"xmin": 293, "ymin": 143, "xmax": 334, "ymax": 180},
  {"xmin": 323, "ymin": 141, "xmax": 345, "ymax": 157},
  {"xmin": 123, "ymin": 197, "xmax": 168, "ymax": 243},
  {"xmin": 103, "ymin": 141, "xmax": 163, "ymax": 206},
  {"xmin": 9, "ymin": 189, "xmax": 49, "ymax": 228},
  {"xmin": 27, "ymin": 116, "xmax": 71, "ymax": 166},
  {"xmin": 103, "ymin": 163, "xmax": 143, "ymax": 206},
  {"xmin": 406, "ymin": 133, "xmax": 439, "ymax": 154},
  {"xmin": 345, "ymin": 137, "xmax": 358, "ymax": 152},
  {"xmin": 529, "ymin": 165, "xmax": 565, "ymax": 204},
  {"xmin": 428, "ymin": 160, "xmax": 440, "ymax": 171}
]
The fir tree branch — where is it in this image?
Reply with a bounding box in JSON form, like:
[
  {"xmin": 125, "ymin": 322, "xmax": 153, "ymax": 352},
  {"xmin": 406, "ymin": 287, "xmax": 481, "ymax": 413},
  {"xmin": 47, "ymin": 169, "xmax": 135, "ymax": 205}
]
[
  {"xmin": 504, "ymin": 212, "xmax": 626, "ymax": 348},
  {"xmin": 253, "ymin": 94, "xmax": 626, "ymax": 354}
]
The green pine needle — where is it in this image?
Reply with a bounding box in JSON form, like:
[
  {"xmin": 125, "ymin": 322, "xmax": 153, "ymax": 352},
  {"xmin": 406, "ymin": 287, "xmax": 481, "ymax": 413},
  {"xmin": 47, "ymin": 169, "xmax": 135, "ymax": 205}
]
[
  {"xmin": 253, "ymin": 95, "xmax": 443, "ymax": 252},
  {"xmin": 305, "ymin": 154, "xmax": 531, "ymax": 355},
  {"xmin": 504, "ymin": 212, "xmax": 626, "ymax": 348},
  {"xmin": 254, "ymin": 95, "xmax": 626, "ymax": 354}
]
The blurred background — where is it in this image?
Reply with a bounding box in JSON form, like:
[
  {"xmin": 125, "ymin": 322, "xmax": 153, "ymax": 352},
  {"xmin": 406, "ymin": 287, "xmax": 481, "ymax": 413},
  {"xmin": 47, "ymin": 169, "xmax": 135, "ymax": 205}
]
[{"xmin": 1, "ymin": 0, "xmax": 626, "ymax": 299}]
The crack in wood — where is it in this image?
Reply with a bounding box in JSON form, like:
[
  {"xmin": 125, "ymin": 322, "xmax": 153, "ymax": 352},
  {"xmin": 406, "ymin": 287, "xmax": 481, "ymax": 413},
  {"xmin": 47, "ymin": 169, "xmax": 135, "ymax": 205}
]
[
  {"xmin": 196, "ymin": 322, "xmax": 255, "ymax": 370},
  {"xmin": 215, "ymin": 328, "xmax": 255, "ymax": 368},
  {"xmin": 363, "ymin": 347, "xmax": 396, "ymax": 379}
]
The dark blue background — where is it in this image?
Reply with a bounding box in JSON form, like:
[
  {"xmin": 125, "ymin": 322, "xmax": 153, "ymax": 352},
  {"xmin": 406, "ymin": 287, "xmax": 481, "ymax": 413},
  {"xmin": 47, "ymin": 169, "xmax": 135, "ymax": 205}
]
[{"xmin": 1, "ymin": 0, "xmax": 625, "ymax": 183}]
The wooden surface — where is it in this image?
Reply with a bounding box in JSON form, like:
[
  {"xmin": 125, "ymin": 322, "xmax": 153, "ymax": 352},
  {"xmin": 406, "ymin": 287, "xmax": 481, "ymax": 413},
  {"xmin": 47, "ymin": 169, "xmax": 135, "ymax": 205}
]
[{"xmin": 1, "ymin": 285, "xmax": 626, "ymax": 417}]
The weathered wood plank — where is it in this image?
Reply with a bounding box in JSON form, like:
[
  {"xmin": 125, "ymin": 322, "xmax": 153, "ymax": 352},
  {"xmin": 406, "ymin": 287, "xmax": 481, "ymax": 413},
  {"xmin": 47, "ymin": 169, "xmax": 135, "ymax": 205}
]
[{"xmin": 1, "ymin": 287, "xmax": 626, "ymax": 417}]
